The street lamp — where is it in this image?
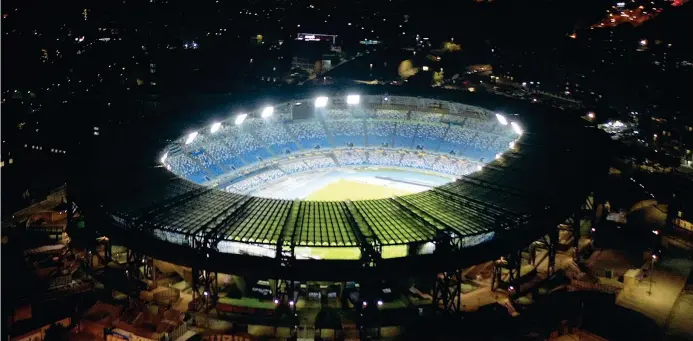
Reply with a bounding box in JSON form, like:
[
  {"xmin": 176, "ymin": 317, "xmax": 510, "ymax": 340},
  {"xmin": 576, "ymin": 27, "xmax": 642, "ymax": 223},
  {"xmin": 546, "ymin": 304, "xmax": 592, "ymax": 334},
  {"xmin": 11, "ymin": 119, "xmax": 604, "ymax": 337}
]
[{"xmin": 648, "ymin": 253, "xmax": 657, "ymax": 295}]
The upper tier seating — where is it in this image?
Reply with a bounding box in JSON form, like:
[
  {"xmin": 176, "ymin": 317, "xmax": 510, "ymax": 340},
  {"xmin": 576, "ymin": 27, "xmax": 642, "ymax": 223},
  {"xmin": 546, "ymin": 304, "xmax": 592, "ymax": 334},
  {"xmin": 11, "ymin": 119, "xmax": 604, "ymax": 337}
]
[
  {"xmin": 327, "ymin": 119, "xmax": 366, "ymax": 147},
  {"xmin": 287, "ymin": 121, "xmax": 329, "ymax": 149}
]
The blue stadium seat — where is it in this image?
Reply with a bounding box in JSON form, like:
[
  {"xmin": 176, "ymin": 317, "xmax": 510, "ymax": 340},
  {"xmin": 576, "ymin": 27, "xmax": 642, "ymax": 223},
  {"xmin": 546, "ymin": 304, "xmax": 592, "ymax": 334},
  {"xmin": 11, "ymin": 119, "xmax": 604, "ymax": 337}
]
[
  {"xmin": 242, "ymin": 148, "xmax": 273, "ymax": 163},
  {"xmin": 327, "ymin": 120, "xmax": 365, "ymax": 147},
  {"xmin": 300, "ymin": 137, "xmax": 330, "ymax": 150},
  {"xmin": 223, "ymin": 157, "xmax": 245, "ymax": 170},
  {"xmin": 188, "ymin": 171, "xmax": 208, "ymax": 184},
  {"xmin": 270, "ymin": 142, "xmax": 300, "ymax": 155},
  {"xmin": 207, "ymin": 164, "xmax": 224, "ymax": 176}
]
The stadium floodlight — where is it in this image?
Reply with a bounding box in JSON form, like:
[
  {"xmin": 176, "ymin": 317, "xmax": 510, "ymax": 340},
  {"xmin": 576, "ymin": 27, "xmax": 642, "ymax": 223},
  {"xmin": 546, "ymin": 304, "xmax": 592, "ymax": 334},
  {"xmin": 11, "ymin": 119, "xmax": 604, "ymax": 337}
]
[
  {"xmin": 160, "ymin": 152, "xmax": 168, "ymax": 164},
  {"xmin": 495, "ymin": 113, "xmax": 509, "ymax": 126},
  {"xmin": 510, "ymin": 121, "xmax": 523, "ymax": 135},
  {"xmin": 185, "ymin": 132, "xmax": 198, "ymax": 145},
  {"xmin": 210, "ymin": 122, "xmax": 222, "ymax": 134},
  {"xmin": 261, "ymin": 106, "xmax": 274, "ymax": 118},
  {"xmin": 235, "ymin": 113, "xmax": 248, "ymax": 125},
  {"xmin": 346, "ymin": 94, "xmax": 360, "ymax": 105},
  {"xmin": 314, "ymin": 96, "xmax": 329, "ymax": 108}
]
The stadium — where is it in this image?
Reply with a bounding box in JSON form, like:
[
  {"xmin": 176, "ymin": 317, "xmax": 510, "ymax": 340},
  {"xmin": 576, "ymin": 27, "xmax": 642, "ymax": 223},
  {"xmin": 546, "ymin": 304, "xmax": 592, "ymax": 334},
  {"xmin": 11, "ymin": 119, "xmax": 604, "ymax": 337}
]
[{"xmin": 71, "ymin": 89, "xmax": 612, "ymax": 319}]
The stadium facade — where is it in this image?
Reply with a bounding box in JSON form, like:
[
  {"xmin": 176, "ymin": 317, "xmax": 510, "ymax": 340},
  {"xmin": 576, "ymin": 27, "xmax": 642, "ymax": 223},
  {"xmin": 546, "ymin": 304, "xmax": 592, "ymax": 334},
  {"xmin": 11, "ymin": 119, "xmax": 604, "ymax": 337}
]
[{"xmin": 71, "ymin": 88, "xmax": 612, "ymax": 314}]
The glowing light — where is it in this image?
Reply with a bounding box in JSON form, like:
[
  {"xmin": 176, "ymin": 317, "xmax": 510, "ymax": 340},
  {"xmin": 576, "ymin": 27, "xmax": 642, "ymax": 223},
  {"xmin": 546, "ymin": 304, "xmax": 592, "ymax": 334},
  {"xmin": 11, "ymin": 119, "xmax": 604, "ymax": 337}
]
[
  {"xmin": 377, "ymin": 300, "xmax": 383, "ymax": 306},
  {"xmin": 160, "ymin": 152, "xmax": 168, "ymax": 164},
  {"xmin": 510, "ymin": 122, "xmax": 523, "ymax": 135},
  {"xmin": 468, "ymin": 87, "xmax": 476, "ymax": 92},
  {"xmin": 346, "ymin": 94, "xmax": 360, "ymax": 105},
  {"xmin": 495, "ymin": 153, "xmax": 502, "ymax": 160},
  {"xmin": 477, "ymin": 165, "xmax": 483, "ymax": 171},
  {"xmin": 588, "ymin": 112, "xmax": 595, "ymax": 119},
  {"xmin": 640, "ymin": 39, "xmax": 648, "ymax": 46},
  {"xmin": 315, "ymin": 96, "xmax": 329, "ymax": 108},
  {"xmin": 203, "ymin": 291, "xmax": 209, "ymax": 296},
  {"xmin": 652, "ymin": 230, "xmax": 659, "ymax": 235},
  {"xmin": 262, "ymin": 106, "xmax": 274, "ymax": 118},
  {"xmin": 362, "ymin": 301, "xmax": 368, "ymax": 307},
  {"xmin": 289, "ymin": 300, "xmax": 295, "ymax": 306},
  {"xmin": 274, "ymin": 299, "xmax": 280, "ymax": 304},
  {"xmin": 235, "ymin": 113, "xmax": 248, "ymax": 125},
  {"xmin": 185, "ymin": 132, "xmax": 198, "ymax": 145},
  {"xmin": 210, "ymin": 122, "xmax": 222, "ymax": 133},
  {"xmin": 509, "ymin": 141, "xmax": 516, "ymax": 149},
  {"xmin": 591, "ymin": 228, "xmax": 596, "ymax": 232},
  {"xmin": 495, "ymin": 113, "xmax": 509, "ymax": 126}
]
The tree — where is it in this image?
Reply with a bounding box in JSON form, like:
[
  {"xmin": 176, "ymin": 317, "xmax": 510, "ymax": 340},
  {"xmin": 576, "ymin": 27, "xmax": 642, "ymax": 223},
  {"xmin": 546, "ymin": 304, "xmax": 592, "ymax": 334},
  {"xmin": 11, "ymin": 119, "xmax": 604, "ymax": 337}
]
[
  {"xmin": 433, "ymin": 71, "xmax": 444, "ymax": 86},
  {"xmin": 442, "ymin": 41, "xmax": 461, "ymax": 52},
  {"xmin": 398, "ymin": 60, "xmax": 419, "ymax": 80}
]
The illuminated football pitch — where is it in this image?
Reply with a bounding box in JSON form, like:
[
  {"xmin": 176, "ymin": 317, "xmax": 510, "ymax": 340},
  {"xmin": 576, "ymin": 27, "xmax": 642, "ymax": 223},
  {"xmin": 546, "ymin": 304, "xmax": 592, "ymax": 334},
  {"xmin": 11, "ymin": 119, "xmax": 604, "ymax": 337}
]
[
  {"xmin": 251, "ymin": 167, "xmax": 453, "ymax": 201},
  {"xmin": 305, "ymin": 178, "xmax": 414, "ymax": 201}
]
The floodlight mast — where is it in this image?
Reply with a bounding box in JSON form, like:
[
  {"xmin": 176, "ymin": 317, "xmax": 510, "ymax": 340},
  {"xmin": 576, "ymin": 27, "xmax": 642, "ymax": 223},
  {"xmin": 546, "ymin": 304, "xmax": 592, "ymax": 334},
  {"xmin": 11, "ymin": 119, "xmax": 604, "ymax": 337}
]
[
  {"xmin": 235, "ymin": 113, "xmax": 248, "ymax": 125},
  {"xmin": 315, "ymin": 96, "xmax": 328, "ymax": 108},
  {"xmin": 262, "ymin": 106, "xmax": 274, "ymax": 118},
  {"xmin": 495, "ymin": 113, "xmax": 509, "ymax": 126},
  {"xmin": 510, "ymin": 121, "xmax": 523, "ymax": 135},
  {"xmin": 346, "ymin": 94, "xmax": 360, "ymax": 105},
  {"xmin": 185, "ymin": 132, "xmax": 198, "ymax": 145},
  {"xmin": 210, "ymin": 122, "xmax": 222, "ymax": 134}
]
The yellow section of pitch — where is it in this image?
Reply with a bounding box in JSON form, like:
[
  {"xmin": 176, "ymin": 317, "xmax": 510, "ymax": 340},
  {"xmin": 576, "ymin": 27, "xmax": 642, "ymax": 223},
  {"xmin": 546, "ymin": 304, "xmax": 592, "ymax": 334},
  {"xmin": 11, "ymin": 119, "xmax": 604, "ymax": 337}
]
[{"xmin": 305, "ymin": 179, "xmax": 414, "ymax": 201}]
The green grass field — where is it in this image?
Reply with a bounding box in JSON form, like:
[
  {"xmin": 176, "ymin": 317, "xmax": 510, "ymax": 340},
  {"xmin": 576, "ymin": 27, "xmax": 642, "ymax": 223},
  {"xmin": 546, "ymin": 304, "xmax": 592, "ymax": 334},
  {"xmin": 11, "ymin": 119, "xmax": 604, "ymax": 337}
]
[{"xmin": 306, "ymin": 179, "xmax": 413, "ymax": 201}]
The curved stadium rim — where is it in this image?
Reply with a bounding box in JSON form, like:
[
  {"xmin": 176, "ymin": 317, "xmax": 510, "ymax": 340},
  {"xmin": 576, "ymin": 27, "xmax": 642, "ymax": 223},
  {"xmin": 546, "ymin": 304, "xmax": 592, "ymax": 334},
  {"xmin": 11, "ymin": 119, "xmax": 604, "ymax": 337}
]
[{"xmin": 71, "ymin": 86, "xmax": 613, "ymax": 281}]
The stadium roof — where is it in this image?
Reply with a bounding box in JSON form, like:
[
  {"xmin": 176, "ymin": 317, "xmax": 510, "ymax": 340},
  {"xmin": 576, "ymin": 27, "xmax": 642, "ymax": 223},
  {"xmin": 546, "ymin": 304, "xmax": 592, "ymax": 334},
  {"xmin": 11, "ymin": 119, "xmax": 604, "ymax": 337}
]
[{"xmin": 71, "ymin": 88, "xmax": 613, "ymax": 278}]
